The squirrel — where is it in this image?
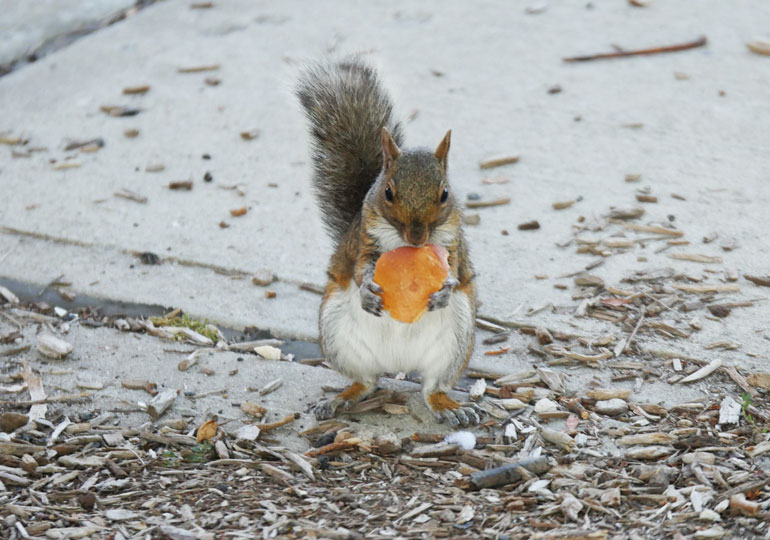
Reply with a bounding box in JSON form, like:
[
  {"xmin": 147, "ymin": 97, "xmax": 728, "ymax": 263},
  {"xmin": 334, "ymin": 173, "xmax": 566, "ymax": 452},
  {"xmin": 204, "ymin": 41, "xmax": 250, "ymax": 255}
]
[{"xmin": 296, "ymin": 60, "xmax": 480, "ymax": 426}]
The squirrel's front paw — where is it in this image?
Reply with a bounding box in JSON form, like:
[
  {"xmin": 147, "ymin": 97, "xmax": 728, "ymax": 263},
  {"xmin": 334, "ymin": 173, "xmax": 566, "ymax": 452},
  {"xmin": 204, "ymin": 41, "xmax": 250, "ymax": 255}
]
[
  {"xmin": 360, "ymin": 275, "xmax": 383, "ymax": 316},
  {"xmin": 428, "ymin": 277, "xmax": 459, "ymax": 311}
]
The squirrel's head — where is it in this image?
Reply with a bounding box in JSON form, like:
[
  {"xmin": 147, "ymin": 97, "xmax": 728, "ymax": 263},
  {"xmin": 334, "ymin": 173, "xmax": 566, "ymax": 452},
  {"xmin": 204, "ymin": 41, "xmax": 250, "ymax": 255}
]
[{"xmin": 372, "ymin": 128, "xmax": 458, "ymax": 249}]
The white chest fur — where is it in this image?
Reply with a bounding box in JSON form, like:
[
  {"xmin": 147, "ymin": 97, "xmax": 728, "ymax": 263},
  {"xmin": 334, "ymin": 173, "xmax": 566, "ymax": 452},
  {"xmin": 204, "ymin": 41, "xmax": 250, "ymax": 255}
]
[{"xmin": 320, "ymin": 283, "xmax": 472, "ymax": 387}]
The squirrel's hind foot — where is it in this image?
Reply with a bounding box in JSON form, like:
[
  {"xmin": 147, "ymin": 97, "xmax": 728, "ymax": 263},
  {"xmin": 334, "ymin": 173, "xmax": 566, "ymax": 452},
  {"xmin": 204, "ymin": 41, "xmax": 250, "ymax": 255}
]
[
  {"xmin": 312, "ymin": 381, "xmax": 376, "ymax": 420},
  {"xmin": 427, "ymin": 391, "xmax": 483, "ymax": 426}
]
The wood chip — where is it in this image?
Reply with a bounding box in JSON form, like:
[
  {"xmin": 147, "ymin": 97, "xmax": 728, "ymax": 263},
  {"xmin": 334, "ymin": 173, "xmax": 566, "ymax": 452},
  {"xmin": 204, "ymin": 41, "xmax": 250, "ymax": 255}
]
[
  {"xmin": 621, "ymin": 222, "xmax": 684, "ymax": 236},
  {"xmin": 178, "ymin": 64, "xmax": 220, "ymax": 73},
  {"xmin": 479, "ymin": 156, "xmax": 519, "ymax": 169},
  {"xmin": 669, "ymin": 253, "xmax": 722, "ymax": 263},
  {"xmin": 679, "ymin": 358, "xmax": 722, "ymax": 383},
  {"xmin": 746, "ymin": 37, "xmax": 770, "ymax": 56},
  {"xmin": 466, "ymin": 197, "xmax": 511, "ymax": 209},
  {"xmin": 123, "ymin": 85, "xmax": 150, "ymax": 95}
]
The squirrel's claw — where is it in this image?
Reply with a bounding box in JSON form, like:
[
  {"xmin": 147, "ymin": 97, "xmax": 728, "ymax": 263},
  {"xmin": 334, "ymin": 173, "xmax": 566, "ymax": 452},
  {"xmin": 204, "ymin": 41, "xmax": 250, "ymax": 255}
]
[
  {"xmin": 434, "ymin": 404, "xmax": 482, "ymax": 427},
  {"xmin": 360, "ymin": 275, "xmax": 383, "ymax": 316},
  {"xmin": 428, "ymin": 277, "xmax": 459, "ymax": 311}
]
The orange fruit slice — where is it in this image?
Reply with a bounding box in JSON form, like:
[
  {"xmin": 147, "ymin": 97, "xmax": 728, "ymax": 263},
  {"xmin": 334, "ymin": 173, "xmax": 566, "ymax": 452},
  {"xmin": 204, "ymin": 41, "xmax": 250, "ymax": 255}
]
[{"xmin": 373, "ymin": 244, "xmax": 449, "ymax": 323}]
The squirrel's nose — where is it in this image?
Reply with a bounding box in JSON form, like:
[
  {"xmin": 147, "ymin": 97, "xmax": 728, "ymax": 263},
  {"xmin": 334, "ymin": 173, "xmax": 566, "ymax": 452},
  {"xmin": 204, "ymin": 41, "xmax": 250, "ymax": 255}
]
[{"xmin": 405, "ymin": 223, "xmax": 428, "ymax": 246}]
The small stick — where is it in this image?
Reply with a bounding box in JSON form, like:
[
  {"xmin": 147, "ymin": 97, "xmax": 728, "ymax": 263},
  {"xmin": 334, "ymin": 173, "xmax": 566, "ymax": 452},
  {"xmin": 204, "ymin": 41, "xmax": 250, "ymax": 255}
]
[
  {"xmin": 469, "ymin": 456, "xmax": 550, "ymax": 489},
  {"xmin": 304, "ymin": 437, "xmax": 361, "ymax": 457},
  {"xmin": 259, "ymin": 413, "xmax": 299, "ymax": 433},
  {"xmin": 466, "ymin": 197, "xmax": 511, "ymax": 209},
  {"xmin": 564, "ymin": 36, "xmax": 707, "ymax": 63},
  {"xmin": 0, "ymin": 391, "xmax": 88, "ymax": 406},
  {"xmin": 479, "ymin": 156, "xmax": 519, "ymax": 170}
]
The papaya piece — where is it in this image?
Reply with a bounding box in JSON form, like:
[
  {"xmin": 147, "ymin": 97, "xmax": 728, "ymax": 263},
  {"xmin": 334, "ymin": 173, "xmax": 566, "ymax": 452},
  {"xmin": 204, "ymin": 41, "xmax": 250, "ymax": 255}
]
[{"xmin": 373, "ymin": 244, "xmax": 449, "ymax": 323}]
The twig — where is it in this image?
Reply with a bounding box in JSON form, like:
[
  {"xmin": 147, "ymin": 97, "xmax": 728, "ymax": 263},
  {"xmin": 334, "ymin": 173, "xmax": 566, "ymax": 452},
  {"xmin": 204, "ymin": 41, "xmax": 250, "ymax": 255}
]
[
  {"xmin": 1, "ymin": 391, "xmax": 89, "ymax": 407},
  {"xmin": 259, "ymin": 413, "xmax": 299, "ymax": 433},
  {"xmin": 0, "ymin": 344, "xmax": 31, "ymax": 357},
  {"xmin": 615, "ymin": 312, "xmax": 645, "ymax": 357},
  {"xmin": 564, "ymin": 36, "xmax": 707, "ymax": 62}
]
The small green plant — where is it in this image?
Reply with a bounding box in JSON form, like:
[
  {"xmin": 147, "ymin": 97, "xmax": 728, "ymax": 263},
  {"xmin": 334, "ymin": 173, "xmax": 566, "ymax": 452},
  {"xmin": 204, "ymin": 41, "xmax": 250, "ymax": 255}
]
[
  {"xmin": 150, "ymin": 314, "xmax": 220, "ymax": 343},
  {"xmin": 741, "ymin": 393, "xmax": 755, "ymax": 426},
  {"xmin": 161, "ymin": 450, "xmax": 181, "ymax": 467}
]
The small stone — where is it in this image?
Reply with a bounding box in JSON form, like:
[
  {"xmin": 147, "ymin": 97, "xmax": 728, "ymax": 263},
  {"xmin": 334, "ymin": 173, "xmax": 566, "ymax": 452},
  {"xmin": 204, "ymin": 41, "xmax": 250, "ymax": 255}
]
[
  {"xmin": 21, "ymin": 454, "xmax": 38, "ymax": 474},
  {"xmin": 36, "ymin": 334, "xmax": 72, "ymax": 359},
  {"xmin": 1, "ymin": 412, "xmax": 29, "ymax": 433},
  {"xmin": 594, "ymin": 399, "xmax": 628, "ymax": 416},
  {"xmin": 78, "ymin": 492, "xmax": 96, "ymax": 511},
  {"xmin": 708, "ymin": 305, "xmax": 730, "ymax": 318},
  {"xmin": 375, "ymin": 433, "xmax": 402, "ymax": 454},
  {"xmin": 518, "ymin": 220, "xmax": 540, "ymax": 231},
  {"xmin": 463, "ymin": 213, "xmax": 480, "ymax": 225}
]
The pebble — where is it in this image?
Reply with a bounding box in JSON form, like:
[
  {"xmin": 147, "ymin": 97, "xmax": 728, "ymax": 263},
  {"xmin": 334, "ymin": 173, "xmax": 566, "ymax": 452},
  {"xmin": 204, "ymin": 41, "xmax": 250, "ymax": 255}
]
[{"xmin": 595, "ymin": 399, "xmax": 629, "ymax": 416}]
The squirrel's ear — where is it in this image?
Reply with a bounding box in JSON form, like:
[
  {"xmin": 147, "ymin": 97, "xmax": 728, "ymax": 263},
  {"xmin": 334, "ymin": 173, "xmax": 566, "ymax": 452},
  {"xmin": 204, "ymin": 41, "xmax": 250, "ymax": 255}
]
[
  {"xmin": 434, "ymin": 129, "xmax": 451, "ymax": 170},
  {"xmin": 381, "ymin": 127, "xmax": 401, "ymax": 172}
]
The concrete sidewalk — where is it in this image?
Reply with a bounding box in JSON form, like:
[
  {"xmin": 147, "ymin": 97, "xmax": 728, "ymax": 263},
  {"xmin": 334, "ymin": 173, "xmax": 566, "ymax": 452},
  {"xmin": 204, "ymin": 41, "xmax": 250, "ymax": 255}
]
[{"xmin": 1, "ymin": 0, "xmax": 769, "ymax": 358}]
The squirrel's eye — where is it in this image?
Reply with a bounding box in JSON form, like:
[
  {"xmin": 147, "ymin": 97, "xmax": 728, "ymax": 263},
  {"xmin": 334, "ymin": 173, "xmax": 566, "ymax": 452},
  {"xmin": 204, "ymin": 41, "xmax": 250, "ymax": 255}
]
[
  {"xmin": 384, "ymin": 186, "xmax": 394, "ymax": 203},
  {"xmin": 440, "ymin": 187, "xmax": 449, "ymax": 203}
]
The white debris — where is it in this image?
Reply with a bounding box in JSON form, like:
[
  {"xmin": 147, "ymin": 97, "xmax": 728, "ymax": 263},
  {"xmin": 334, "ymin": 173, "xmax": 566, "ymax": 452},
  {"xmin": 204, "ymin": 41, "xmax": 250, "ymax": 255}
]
[
  {"xmin": 443, "ymin": 431, "xmax": 476, "ymax": 450},
  {"xmin": 254, "ymin": 345, "xmax": 281, "ymax": 361}
]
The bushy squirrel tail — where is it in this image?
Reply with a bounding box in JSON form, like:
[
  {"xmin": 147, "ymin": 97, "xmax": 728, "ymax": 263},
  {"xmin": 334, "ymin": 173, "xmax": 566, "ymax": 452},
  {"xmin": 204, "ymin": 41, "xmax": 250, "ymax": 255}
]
[{"xmin": 296, "ymin": 60, "xmax": 403, "ymax": 242}]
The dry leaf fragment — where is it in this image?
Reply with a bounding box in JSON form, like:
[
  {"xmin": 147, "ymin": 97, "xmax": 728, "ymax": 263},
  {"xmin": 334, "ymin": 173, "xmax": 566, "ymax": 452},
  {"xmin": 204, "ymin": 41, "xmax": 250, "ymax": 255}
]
[
  {"xmin": 746, "ymin": 372, "xmax": 770, "ymax": 390},
  {"xmin": 746, "ymin": 37, "xmax": 770, "ymax": 56},
  {"xmin": 240, "ymin": 401, "xmax": 266, "ymax": 418},
  {"xmin": 240, "ymin": 129, "xmax": 260, "ymax": 140},
  {"xmin": 196, "ymin": 418, "xmax": 218, "ymax": 442},
  {"xmin": 230, "ymin": 206, "xmax": 247, "ymax": 217},
  {"xmin": 636, "ymin": 194, "xmax": 658, "ymax": 203}
]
